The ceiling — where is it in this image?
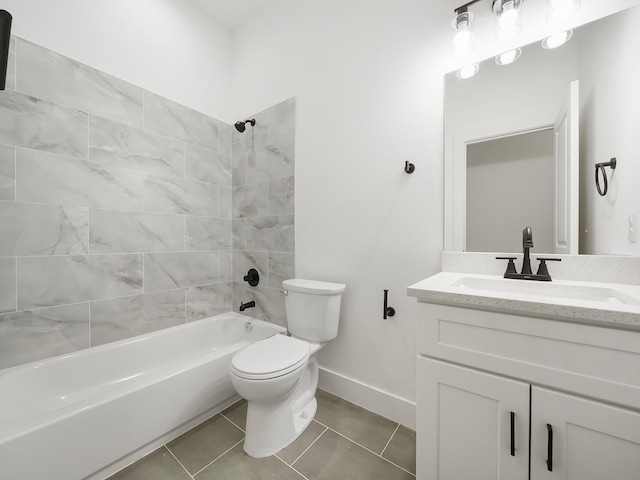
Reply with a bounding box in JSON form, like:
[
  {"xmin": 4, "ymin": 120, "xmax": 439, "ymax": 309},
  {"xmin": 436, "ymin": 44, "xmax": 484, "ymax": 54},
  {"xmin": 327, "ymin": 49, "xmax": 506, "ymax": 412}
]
[{"xmin": 187, "ymin": 0, "xmax": 273, "ymax": 31}]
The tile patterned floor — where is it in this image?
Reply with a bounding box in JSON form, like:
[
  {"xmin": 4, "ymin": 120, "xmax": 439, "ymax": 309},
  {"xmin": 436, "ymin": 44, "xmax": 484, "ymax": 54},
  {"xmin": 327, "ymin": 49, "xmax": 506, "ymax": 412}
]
[{"xmin": 108, "ymin": 390, "xmax": 416, "ymax": 480}]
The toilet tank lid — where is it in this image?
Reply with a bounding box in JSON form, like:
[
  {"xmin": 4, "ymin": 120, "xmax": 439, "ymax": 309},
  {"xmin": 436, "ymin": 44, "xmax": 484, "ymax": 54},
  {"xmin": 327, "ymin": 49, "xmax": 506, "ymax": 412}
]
[{"xmin": 283, "ymin": 279, "xmax": 346, "ymax": 295}]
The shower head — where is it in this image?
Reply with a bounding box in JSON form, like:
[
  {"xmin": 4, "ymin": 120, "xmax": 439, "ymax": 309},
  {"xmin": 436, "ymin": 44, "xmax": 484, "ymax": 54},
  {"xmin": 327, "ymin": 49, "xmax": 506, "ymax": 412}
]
[{"xmin": 234, "ymin": 119, "xmax": 256, "ymax": 133}]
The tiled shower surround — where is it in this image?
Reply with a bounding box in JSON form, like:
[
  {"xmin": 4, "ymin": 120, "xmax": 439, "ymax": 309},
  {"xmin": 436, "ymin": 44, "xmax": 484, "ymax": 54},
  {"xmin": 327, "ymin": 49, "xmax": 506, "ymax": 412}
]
[{"xmin": 0, "ymin": 36, "xmax": 295, "ymax": 370}]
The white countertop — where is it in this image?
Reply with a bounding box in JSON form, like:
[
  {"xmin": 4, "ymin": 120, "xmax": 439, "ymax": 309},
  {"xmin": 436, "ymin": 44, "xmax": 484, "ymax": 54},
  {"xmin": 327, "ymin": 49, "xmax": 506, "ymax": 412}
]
[{"xmin": 408, "ymin": 272, "xmax": 640, "ymax": 330}]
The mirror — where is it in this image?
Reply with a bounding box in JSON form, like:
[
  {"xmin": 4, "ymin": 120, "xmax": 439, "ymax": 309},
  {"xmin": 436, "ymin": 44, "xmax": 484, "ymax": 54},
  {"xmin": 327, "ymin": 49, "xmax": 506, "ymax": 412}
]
[{"xmin": 444, "ymin": 5, "xmax": 640, "ymax": 255}]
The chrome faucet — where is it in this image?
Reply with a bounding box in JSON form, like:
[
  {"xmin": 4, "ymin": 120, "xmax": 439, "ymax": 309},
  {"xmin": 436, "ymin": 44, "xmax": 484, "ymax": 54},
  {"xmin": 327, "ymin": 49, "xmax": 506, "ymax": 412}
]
[
  {"xmin": 496, "ymin": 226, "xmax": 561, "ymax": 281},
  {"xmin": 521, "ymin": 226, "xmax": 533, "ymax": 275}
]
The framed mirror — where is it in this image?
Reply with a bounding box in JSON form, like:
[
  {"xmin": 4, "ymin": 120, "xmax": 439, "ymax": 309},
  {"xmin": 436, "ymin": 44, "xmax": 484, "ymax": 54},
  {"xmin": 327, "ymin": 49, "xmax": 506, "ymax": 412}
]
[{"xmin": 444, "ymin": 4, "xmax": 640, "ymax": 256}]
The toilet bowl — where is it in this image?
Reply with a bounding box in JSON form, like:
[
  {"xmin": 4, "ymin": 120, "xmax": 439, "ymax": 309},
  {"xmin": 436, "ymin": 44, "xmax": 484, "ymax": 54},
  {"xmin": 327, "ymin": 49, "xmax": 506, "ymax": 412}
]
[
  {"xmin": 229, "ymin": 278, "xmax": 345, "ymax": 458},
  {"xmin": 230, "ymin": 335, "xmax": 322, "ymax": 457}
]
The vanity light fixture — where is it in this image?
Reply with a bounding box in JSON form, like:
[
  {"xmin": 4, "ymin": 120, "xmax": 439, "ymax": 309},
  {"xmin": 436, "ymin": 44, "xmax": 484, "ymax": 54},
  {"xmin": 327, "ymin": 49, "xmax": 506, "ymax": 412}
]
[
  {"xmin": 492, "ymin": 0, "xmax": 524, "ymax": 42},
  {"xmin": 457, "ymin": 63, "xmax": 479, "ymax": 79},
  {"xmin": 0, "ymin": 9, "xmax": 12, "ymax": 90},
  {"xmin": 452, "ymin": 2, "xmax": 480, "ymax": 58},
  {"xmin": 546, "ymin": 0, "xmax": 580, "ymax": 23},
  {"xmin": 495, "ymin": 47, "xmax": 522, "ymax": 65},
  {"xmin": 542, "ymin": 29, "xmax": 573, "ymax": 49}
]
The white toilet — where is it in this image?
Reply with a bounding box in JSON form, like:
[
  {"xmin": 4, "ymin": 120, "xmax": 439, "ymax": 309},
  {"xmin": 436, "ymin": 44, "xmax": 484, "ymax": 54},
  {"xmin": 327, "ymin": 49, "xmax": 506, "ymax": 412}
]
[{"xmin": 229, "ymin": 278, "xmax": 346, "ymax": 458}]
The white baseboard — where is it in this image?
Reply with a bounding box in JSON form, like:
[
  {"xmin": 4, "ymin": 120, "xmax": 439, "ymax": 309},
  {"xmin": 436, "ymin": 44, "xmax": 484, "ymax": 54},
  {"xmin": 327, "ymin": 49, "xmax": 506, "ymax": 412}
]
[{"xmin": 318, "ymin": 366, "xmax": 416, "ymax": 430}]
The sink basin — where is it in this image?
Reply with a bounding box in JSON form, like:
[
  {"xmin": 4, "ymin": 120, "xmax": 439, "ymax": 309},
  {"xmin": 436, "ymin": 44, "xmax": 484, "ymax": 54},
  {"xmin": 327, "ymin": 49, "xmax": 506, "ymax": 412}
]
[
  {"xmin": 408, "ymin": 271, "xmax": 640, "ymax": 329},
  {"xmin": 451, "ymin": 276, "xmax": 640, "ymax": 305}
]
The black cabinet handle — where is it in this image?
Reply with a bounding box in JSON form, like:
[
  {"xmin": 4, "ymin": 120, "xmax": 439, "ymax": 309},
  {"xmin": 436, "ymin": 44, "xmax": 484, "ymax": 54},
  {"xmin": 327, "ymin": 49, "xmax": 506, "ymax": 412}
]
[
  {"xmin": 546, "ymin": 424, "xmax": 553, "ymax": 472},
  {"xmin": 510, "ymin": 412, "xmax": 515, "ymax": 456}
]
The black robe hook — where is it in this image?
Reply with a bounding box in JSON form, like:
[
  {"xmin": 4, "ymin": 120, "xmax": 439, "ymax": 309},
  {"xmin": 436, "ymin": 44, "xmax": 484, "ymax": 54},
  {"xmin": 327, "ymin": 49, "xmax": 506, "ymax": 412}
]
[{"xmin": 404, "ymin": 161, "xmax": 415, "ymax": 174}]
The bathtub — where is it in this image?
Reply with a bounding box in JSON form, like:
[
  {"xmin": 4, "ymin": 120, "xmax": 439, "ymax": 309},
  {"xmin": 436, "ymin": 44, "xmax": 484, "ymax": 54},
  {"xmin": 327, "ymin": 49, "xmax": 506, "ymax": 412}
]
[{"xmin": 0, "ymin": 312, "xmax": 285, "ymax": 480}]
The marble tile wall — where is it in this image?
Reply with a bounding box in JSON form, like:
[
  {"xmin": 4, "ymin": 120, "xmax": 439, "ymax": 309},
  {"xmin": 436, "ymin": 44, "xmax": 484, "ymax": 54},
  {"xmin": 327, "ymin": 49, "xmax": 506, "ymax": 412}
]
[
  {"xmin": 0, "ymin": 37, "xmax": 254, "ymax": 370},
  {"xmin": 232, "ymin": 98, "xmax": 295, "ymax": 327}
]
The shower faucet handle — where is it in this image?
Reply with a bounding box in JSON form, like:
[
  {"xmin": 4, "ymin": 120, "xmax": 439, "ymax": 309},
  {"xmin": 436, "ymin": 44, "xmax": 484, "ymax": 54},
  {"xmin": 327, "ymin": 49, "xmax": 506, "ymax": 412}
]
[{"xmin": 243, "ymin": 268, "xmax": 260, "ymax": 287}]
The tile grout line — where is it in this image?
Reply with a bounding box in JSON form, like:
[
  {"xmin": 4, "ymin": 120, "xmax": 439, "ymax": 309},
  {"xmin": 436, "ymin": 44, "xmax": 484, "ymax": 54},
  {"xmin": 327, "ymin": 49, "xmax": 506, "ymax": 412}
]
[
  {"xmin": 164, "ymin": 445, "xmax": 195, "ymax": 480},
  {"xmin": 313, "ymin": 420, "xmax": 416, "ymax": 477},
  {"xmin": 281, "ymin": 424, "xmax": 329, "ymax": 467},
  {"xmin": 191, "ymin": 437, "xmax": 245, "ymax": 477},
  {"xmin": 273, "ymin": 452, "xmax": 312, "ymax": 480},
  {"xmin": 380, "ymin": 423, "xmax": 400, "ymax": 457},
  {"xmin": 219, "ymin": 412, "xmax": 246, "ymax": 433}
]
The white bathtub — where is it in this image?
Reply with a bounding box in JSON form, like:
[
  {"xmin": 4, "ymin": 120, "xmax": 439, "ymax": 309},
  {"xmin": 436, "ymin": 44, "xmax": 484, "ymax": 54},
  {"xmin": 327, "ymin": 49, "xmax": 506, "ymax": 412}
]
[{"xmin": 0, "ymin": 312, "xmax": 285, "ymax": 480}]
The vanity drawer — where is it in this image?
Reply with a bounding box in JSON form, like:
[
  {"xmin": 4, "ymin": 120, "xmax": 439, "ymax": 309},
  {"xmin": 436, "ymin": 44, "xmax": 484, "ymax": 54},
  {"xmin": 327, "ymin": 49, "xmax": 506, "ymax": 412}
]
[{"xmin": 417, "ymin": 302, "xmax": 640, "ymax": 410}]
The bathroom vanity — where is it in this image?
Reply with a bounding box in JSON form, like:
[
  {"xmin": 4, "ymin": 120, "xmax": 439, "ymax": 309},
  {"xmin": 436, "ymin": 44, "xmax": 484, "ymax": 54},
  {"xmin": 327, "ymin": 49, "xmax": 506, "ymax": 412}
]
[{"xmin": 409, "ymin": 269, "xmax": 640, "ymax": 480}]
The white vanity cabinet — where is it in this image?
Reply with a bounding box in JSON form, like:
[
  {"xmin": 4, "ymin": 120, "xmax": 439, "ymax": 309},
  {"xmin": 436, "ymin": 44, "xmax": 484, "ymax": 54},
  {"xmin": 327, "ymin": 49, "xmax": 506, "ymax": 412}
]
[
  {"xmin": 418, "ymin": 358, "xmax": 530, "ymax": 479},
  {"xmin": 530, "ymin": 387, "xmax": 640, "ymax": 479},
  {"xmin": 416, "ymin": 302, "xmax": 640, "ymax": 480}
]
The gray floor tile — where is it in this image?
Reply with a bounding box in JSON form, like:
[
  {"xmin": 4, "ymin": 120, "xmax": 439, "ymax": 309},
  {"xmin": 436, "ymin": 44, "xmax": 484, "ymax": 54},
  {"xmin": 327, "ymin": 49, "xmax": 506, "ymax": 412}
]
[
  {"xmin": 315, "ymin": 389, "xmax": 398, "ymax": 454},
  {"xmin": 382, "ymin": 425, "xmax": 417, "ymax": 474},
  {"xmin": 277, "ymin": 420, "xmax": 327, "ymax": 465},
  {"xmin": 106, "ymin": 447, "xmax": 191, "ymax": 480},
  {"xmin": 294, "ymin": 429, "xmax": 415, "ymax": 480},
  {"xmin": 195, "ymin": 443, "xmax": 305, "ymax": 480},
  {"xmin": 221, "ymin": 398, "xmax": 247, "ymax": 430},
  {"xmin": 166, "ymin": 414, "xmax": 244, "ymax": 474}
]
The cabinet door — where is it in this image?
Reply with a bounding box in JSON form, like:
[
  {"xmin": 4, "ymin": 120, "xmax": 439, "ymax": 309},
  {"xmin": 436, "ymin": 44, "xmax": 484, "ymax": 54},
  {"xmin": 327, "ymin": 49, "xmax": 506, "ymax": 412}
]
[
  {"xmin": 531, "ymin": 386, "xmax": 640, "ymax": 479},
  {"xmin": 417, "ymin": 358, "xmax": 530, "ymax": 480}
]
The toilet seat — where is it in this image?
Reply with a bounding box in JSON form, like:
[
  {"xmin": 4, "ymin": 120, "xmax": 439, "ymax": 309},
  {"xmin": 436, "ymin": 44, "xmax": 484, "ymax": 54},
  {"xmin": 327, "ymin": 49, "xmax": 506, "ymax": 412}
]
[{"xmin": 231, "ymin": 334, "xmax": 310, "ymax": 380}]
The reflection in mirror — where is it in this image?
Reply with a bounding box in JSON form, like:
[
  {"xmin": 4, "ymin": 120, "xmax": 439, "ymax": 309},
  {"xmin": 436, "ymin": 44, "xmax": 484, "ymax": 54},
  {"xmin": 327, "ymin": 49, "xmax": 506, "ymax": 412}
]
[
  {"xmin": 444, "ymin": 5, "xmax": 640, "ymax": 256},
  {"xmin": 466, "ymin": 129, "xmax": 554, "ymax": 252}
]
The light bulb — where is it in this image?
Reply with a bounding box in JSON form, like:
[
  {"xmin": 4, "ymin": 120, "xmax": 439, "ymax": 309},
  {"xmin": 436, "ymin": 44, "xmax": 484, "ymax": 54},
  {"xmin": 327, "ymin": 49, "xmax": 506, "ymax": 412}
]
[
  {"xmin": 451, "ymin": 10, "xmax": 474, "ymax": 58},
  {"xmin": 542, "ymin": 30, "xmax": 572, "ymax": 49},
  {"xmin": 493, "ymin": 0, "xmax": 522, "ymax": 42},
  {"xmin": 457, "ymin": 64, "xmax": 479, "ymax": 79},
  {"xmin": 499, "ymin": 2, "xmax": 519, "ymax": 27},
  {"xmin": 454, "ymin": 29, "xmax": 471, "ymax": 47},
  {"xmin": 495, "ymin": 48, "xmax": 521, "ymax": 65},
  {"xmin": 547, "ymin": 0, "xmax": 580, "ymax": 23}
]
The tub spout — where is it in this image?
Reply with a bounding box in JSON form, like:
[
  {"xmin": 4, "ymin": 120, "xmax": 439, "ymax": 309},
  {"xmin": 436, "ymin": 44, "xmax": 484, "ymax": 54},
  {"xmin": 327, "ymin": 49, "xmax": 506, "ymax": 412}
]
[{"xmin": 239, "ymin": 300, "xmax": 256, "ymax": 312}]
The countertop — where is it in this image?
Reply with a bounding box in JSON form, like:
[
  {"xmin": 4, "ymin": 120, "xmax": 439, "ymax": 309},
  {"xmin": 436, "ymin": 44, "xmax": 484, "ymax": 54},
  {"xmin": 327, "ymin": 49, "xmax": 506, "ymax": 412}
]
[{"xmin": 408, "ymin": 272, "xmax": 640, "ymax": 330}]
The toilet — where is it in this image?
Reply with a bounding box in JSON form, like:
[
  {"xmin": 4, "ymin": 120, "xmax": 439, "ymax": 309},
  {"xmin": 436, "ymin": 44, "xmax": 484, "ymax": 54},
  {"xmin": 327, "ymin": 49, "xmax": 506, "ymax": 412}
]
[{"xmin": 229, "ymin": 278, "xmax": 346, "ymax": 458}]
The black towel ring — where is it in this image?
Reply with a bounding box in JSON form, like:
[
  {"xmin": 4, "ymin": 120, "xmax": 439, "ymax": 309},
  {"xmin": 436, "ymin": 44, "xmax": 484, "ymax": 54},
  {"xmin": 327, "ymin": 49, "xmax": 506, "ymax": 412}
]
[{"xmin": 595, "ymin": 157, "xmax": 616, "ymax": 196}]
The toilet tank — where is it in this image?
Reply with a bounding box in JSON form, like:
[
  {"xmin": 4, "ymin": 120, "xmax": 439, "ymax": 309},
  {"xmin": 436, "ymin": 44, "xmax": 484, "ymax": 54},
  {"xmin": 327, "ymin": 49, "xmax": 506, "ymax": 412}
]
[{"xmin": 283, "ymin": 279, "xmax": 346, "ymax": 342}]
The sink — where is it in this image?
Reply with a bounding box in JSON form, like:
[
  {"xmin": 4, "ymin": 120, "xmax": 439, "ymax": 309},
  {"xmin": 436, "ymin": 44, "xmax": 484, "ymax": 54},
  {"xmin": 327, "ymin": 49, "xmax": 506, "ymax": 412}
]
[
  {"xmin": 451, "ymin": 276, "xmax": 640, "ymax": 305},
  {"xmin": 408, "ymin": 271, "xmax": 640, "ymax": 329}
]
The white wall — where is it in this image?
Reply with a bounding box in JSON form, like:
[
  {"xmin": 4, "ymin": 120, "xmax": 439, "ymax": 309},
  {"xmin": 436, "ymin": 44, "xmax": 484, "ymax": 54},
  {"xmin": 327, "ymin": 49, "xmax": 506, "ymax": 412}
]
[
  {"xmin": 231, "ymin": 0, "xmax": 449, "ymax": 427},
  {"xmin": 0, "ymin": 0, "xmax": 234, "ymax": 121},
  {"xmin": 578, "ymin": 8, "xmax": 640, "ymax": 255}
]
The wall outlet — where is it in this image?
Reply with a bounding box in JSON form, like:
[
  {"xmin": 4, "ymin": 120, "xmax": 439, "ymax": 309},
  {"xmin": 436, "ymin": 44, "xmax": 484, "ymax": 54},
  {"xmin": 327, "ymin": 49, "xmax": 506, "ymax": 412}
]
[{"xmin": 629, "ymin": 213, "xmax": 638, "ymax": 243}]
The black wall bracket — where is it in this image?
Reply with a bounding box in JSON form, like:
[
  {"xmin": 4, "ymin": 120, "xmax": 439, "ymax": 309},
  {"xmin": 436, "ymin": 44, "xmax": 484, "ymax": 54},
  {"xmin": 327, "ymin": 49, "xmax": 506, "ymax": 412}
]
[{"xmin": 383, "ymin": 289, "xmax": 396, "ymax": 319}]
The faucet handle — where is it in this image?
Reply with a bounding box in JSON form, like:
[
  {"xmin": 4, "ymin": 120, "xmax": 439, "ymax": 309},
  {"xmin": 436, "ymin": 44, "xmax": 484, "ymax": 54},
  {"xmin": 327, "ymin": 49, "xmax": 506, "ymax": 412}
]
[
  {"xmin": 535, "ymin": 257, "xmax": 561, "ymax": 281},
  {"xmin": 496, "ymin": 256, "xmax": 518, "ymax": 277}
]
